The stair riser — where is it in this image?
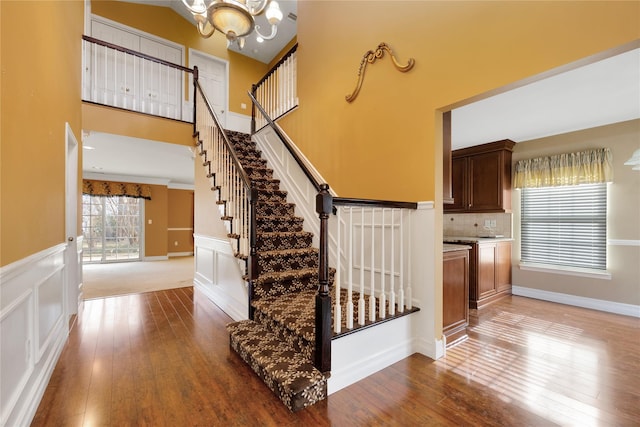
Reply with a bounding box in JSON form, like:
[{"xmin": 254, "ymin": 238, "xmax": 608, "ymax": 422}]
[
  {"xmin": 258, "ymin": 251, "xmax": 319, "ymax": 273},
  {"xmin": 257, "ymin": 218, "xmax": 304, "ymax": 233},
  {"xmin": 252, "ymin": 180, "xmax": 281, "ymax": 190},
  {"xmin": 247, "ymin": 168, "xmax": 274, "ymax": 180},
  {"xmin": 256, "ymin": 203, "xmax": 296, "ymax": 217},
  {"xmin": 253, "ymin": 276, "xmax": 318, "ymax": 301},
  {"xmin": 257, "ymin": 191, "xmax": 288, "ymax": 203},
  {"xmin": 256, "ymin": 233, "xmax": 313, "ymax": 251},
  {"xmin": 254, "ymin": 310, "xmax": 314, "ymax": 361}
]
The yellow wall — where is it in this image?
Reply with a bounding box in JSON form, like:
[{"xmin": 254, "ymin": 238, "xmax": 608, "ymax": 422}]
[
  {"xmin": 91, "ymin": 0, "xmax": 268, "ymax": 114},
  {"xmin": 1, "ymin": 0, "xmax": 84, "ymax": 266},
  {"xmin": 145, "ymin": 184, "xmax": 169, "ymax": 257},
  {"xmin": 168, "ymin": 189, "xmax": 194, "ymax": 253},
  {"xmin": 280, "ymin": 1, "xmax": 640, "ymax": 202},
  {"xmin": 267, "ymin": 36, "xmax": 298, "ymax": 70},
  {"xmin": 82, "ymin": 103, "xmax": 193, "ymax": 146}
]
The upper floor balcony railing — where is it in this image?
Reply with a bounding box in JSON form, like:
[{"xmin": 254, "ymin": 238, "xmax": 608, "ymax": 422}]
[{"xmin": 82, "ymin": 35, "xmax": 194, "ymax": 122}]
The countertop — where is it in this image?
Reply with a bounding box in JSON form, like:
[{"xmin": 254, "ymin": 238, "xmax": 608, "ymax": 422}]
[
  {"xmin": 443, "ymin": 243, "xmax": 472, "ymax": 252},
  {"xmin": 444, "ymin": 236, "xmax": 514, "ymax": 244}
]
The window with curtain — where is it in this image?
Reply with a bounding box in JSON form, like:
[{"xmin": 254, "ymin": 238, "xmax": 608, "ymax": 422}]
[{"xmin": 514, "ymin": 148, "xmax": 612, "ymax": 272}]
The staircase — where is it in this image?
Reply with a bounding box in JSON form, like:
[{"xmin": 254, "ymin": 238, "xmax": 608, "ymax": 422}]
[{"xmin": 198, "ymin": 130, "xmax": 329, "ymax": 411}]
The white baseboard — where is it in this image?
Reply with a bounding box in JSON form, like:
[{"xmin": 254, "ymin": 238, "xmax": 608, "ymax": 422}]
[
  {"xmin": 144, "ymin": 256, "xmax": 169, "ymax": 261},
  {"xmin": 168, "ymin": 252, "xmax": 194, "ymax": 257},
  {"xmin": 512, "ymin": 285, "xmax": 640, "ymax": 318}
]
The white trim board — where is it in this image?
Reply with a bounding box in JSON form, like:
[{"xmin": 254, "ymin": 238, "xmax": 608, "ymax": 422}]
[{"xmin": 512, "ymin": 285, "xmax": 640, "ymax": 318}]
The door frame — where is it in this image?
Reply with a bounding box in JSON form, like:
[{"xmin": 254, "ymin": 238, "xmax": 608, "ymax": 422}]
[
  {"xmin": 188, "ymin": 48, "xmax": 229, "ymax": 128},
  {"xmin": 65, "ymin": 123, "xmax": 81, "ymax": 316}
]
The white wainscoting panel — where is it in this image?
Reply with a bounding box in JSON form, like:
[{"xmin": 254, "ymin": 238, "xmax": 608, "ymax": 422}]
[
  {"xmin": 194, "ymin": 234, "xmax": 248, "ymax": 321},
  {"xmin": 226, "ymin": 112, "xmax": 251, "ymax": 134},
  {"xmin": 328, "ymin": 314, "xmax": 416, "ymax": 394},
  {"xmin": 0, "ymin": 244, "xmax": 69, "ymax": 427}
]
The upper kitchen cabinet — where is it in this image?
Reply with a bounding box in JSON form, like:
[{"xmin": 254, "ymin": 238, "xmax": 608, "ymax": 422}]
[{"xmin": 445, "ymin": 139, "xmax": 515, "ymax": 213}]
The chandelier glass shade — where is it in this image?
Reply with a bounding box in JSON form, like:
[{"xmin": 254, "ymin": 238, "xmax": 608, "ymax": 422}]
[{"xmin": 182, "ymin": 0, "xmax": 283, "ymax": 47}]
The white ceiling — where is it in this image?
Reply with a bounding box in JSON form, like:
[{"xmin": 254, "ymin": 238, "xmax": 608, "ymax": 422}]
[
  {"xmin": 120, "ymin": 0, "xmax": 298, "ymax": 64},
  {"xmin": 451, "ymin": 48, "xmax": 640, "ymax": 150},
  {"xmin": 83, "ymin": 132, "xmax": 195, "ymax": 187}
]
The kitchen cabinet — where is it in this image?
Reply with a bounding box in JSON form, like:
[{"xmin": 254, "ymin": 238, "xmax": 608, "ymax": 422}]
[
  {"xmin": 469, "ymin": 240, "xmax": 512, "ymax": 309},
  {"xmin": 445, "ymin": 139, "xmax": 515, "ymax": 213},
  {"xmin": 443, "ymin": 245, "xmax": 470, "ymax": 347}
]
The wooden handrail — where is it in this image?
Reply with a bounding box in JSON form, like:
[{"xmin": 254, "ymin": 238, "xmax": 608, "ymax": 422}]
[
  {"xmin": 83, "ymin": 35, "xmax": 193, "ymax": 73},
  {"xmin": 198, "ymin": 82, "xmax": 253, "ymax": 190},
  {"xmin": 333, "ymin": 197, "xmax": 418, "ymax": 210},
  {"xmin": 248, "ymin": 91, "xmax": 322, "ymax": 192}
]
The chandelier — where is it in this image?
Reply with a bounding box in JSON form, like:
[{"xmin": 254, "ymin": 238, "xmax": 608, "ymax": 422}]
[{"xmin": 182, "ymin": 0, "xmax": 283, "ymax": 49}]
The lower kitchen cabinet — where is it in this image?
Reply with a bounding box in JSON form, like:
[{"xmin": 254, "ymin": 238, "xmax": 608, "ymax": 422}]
[
  {"xmin": 443, "ymin": 246, "xmax": 470, "ymax": 347},
  {"xmin": 469, "ymin": 240, "xmax": 512, "ymax": 309}
]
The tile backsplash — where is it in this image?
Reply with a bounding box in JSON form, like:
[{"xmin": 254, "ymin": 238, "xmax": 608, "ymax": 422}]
[{"xmin": 443, "ymin": 213, "xmax": 512, "ymax": 238}]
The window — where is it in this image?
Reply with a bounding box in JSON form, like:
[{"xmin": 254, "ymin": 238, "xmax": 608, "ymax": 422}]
[
  {"xmin": 520, "ymin": 183, "xmax": 607, "ymax": 271},
  {"xmin": 82, "ymin": 195, "xmax": 143, "ymax": 263}
]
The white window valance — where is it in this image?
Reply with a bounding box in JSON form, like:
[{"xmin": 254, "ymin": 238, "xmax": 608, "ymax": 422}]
[{"xmin": 514, "ymin": 147, "xmax": 613, "ymax": 188}]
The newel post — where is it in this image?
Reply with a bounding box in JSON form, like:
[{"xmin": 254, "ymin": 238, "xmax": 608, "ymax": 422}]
[
  {"xmin": 192, "ymin": 66, "xmax": 199, "ymax": 135},
  {"xmin": 315, "ymin": 183, "xmax": 332, "ymax": 373}
]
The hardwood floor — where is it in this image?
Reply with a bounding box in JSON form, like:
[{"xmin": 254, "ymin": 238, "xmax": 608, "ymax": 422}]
[{"xmin": 32, "ymin": 288, "xmax": 639, "ymax": 426}]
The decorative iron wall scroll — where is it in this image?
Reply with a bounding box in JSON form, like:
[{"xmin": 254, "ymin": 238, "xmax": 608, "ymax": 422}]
[{"xmin": 345, "ymin": 42, "xmax": 415, "ymax": 103}]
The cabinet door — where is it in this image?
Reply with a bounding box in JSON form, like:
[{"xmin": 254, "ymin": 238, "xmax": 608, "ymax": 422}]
[
  {"xmin": 495, "ymin": 241, "xmax": 512, "ymax": 293},
  {"xmin": 139, "ymin": 37, "xmax": 183, "ymax": 120},
  {"xmin": 443, "ymin": 250, "xmax": 469, "ymax": 334},
  {"xmin": 477, "ymin": 243, "xmax": 497, "ymax": 298},
  {"xmin": 469, "ymin": 151, "xmax": 503, "ymax": 211},
  {"xmin": 446, "ymin": 157, "xmax": 467, "ymax": 212},
  {"xmin": 89, "ymin": 21, "xmax": 140, "ymax": 109}
]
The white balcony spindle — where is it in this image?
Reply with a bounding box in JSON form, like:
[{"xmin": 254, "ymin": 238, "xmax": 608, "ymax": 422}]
[
  {"xmin": 358, "ymin": 208, "xmax": 365, "ymax": 326},
  {"xmin": 398, "ymin": 210, "xmax": 404, "ymax": 313},
  {"xmin": 369, "ymin": 209, "xmax": 376, "ymax": 322},
  {"xmin": 346, "ymin": 207, "xmax": 354, "ymax": 330},
  {"xmin": 406, "ymin": 212, "xmax": 413, "ymax": 309},
  {"xmin": 334, "ymin": 208, "xmax": 342, "ymax": 334},
  {"xmin": 379, "ymin": 208, "xmax": 386, "ymax": 319},
  {"xmin": 389, "ymin": 209, "xmax": 396, "ymax": 316}
]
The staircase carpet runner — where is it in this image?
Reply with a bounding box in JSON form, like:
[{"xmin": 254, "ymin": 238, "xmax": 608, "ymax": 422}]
[
  {"xmin": 201, "ymin": 130, "xmax": 328, "ymax": 411},
  {"xmin": 199, "ymin": 130, "xmax": 418, "ymax": 411}
]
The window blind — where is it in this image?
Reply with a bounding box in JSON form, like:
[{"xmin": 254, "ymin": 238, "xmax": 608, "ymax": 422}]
[{"xmin": 521, "ymin": 183, "xmax": 607, "ymax": 270}]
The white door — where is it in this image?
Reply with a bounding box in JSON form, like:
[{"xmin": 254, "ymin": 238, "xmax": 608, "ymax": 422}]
[
  {"xmin": 89, "ymin": 21, "xmax": 139, "ymax": 109},
  {"xmin": 140, "ymin": 37, "xmax": 183, "ymax": 119},
  {"xmin": 190, "ymin": 50, "xmax": 228, "ymax": 127},
  {"xmin": 65, "ymin": 123, "xmax": 81, "ymax": 316}
]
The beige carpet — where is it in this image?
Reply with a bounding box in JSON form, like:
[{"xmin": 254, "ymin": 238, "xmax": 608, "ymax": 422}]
[{"xmin": 82, "ymin": 256, "xmax": 194, "ymax": 300}]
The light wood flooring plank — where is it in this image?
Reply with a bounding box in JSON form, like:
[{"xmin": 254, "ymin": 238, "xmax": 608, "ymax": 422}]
[{"xmin": 32, "ymin": 289, "xmax": 640, "ymax": 427}]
